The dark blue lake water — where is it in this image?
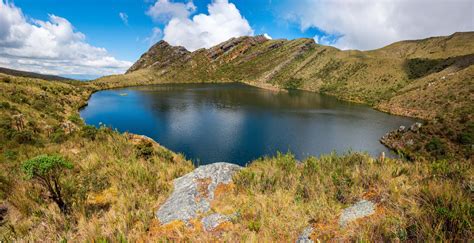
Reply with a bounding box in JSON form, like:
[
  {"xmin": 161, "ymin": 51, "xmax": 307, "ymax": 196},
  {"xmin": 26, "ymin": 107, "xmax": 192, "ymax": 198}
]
[{"xmin": 80, "ymin": 83, "xmax": 415, "ymax": 166}]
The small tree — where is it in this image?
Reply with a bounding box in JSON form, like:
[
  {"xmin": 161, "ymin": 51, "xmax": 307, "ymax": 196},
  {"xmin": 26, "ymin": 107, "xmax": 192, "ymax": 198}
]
[{"xmin": 22, "ymin": 155, "xmax": 73, "ymax": 214}]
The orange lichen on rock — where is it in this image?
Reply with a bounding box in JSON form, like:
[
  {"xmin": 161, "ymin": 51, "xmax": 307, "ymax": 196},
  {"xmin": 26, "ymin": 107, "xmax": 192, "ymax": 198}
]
[
  {"xmin": 214, "ymin": 182, "xmax": 235, "ymax": 198},
  {"xmin": 195, "ymin": 178, "xmax": 212, "ymax": 202}
]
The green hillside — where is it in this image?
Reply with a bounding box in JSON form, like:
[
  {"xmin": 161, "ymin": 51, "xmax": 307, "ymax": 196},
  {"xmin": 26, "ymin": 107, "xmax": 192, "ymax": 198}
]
[{"xmin": 95, "ymin": 32, "xmax": 474, "ymax": 160}]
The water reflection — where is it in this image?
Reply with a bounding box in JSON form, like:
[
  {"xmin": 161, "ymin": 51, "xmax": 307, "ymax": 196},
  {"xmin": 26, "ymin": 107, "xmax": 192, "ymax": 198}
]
[{"xmin": 80, "ymin": 83, "xmax": 415, "ymax": 166}]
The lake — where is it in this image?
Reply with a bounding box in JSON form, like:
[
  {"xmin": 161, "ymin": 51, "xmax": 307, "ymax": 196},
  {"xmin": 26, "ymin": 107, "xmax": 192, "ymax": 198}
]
[{"xmin": 80, "ymin": 83, "xmax": 415, "ymax": 166}]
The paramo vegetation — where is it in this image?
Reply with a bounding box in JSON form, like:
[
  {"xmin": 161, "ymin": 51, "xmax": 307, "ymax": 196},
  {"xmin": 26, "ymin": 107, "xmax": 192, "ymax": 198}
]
[{"xmin": 0, "ymin": 32, "xmax": 473, "ymax": 241}]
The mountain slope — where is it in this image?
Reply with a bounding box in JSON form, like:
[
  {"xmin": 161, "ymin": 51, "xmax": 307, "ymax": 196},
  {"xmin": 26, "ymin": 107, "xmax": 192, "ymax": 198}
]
[
  {"xmin": 96, "ymin": 32, "xmax": 473, "ymax": 120},
  {"xmin": 93, "ymin": 32, "xmax": 474, "ymax": 160}
]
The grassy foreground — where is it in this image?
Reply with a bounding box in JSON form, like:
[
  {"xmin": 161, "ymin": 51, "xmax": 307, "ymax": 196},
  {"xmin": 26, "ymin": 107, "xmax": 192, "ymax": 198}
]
[{"xmin": 0, "ymin": 73, "xmax": 472, "ymax": 241}]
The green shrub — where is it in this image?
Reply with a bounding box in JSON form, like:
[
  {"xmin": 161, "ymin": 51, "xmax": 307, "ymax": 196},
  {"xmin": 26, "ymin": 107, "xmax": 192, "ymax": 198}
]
[
  {"xmin": 13, "ymin": 130, "xmax": 35, "ymax": 145},
  {"xmin": 283, "ymin": 78, "xmax": 303, "ymax": 90},
  {"xmin": 81, "ymin": 125, "xmax": 98, "ymax": 141},
  {"xmin": 135, "ymin": 141, "xmax": 155, "ymax": 159},
  {"xmin": 275, "ymin": 152, "xmax": 296, "ymax": 173},
  {"xmin": 247, "ymin": 220, "xmax": 261, "ymax": 232},
  {"xmin": 0, "ymin": 102, "xmax": 10, "ymax": 109},
  {"xmin": 22, "ymin": 154, "xmax": 73, "ymax": 214},
  {"xmin": 457, "ymin": 123, "xmax": 473, "ymax": 145},
  {"xmin": 51, "ymin": 129, "xmax": 67, "ymax": 143},
  {"xmin": 68, "ymin": 114, "xmax": 82, "ymax": 125},
  {"xmin": 425, "ymin": 137, "xmax": 446, "ymax": 158}
]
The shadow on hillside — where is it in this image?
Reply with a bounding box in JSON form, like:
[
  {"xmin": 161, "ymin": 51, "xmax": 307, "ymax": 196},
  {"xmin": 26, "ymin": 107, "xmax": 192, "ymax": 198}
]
[{"xmin": 403, "ymin": 54, "xmax": 474, "ymax": 79}]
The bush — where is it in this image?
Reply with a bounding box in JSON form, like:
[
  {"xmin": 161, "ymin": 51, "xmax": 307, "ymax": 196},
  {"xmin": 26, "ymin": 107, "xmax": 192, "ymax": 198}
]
[
  {"xmin": 68, "ymin": 114, "xmax": 82, "ymax": 125},
  {"xmin": 51, "ymin": 129, "xmax": 67, "ymax": 143},
  {"xmin": 135, "ymin": 141, "xmax": 155, "ymax": 159},
  {"xmin": 275, "ymin": 152, "xmax": 296, "ymax": 173},
  {"xmin": 283, "ymin": 78, "xmax": 303, "ymax": 90},
  {"xmin": 22, "ymin": 154, "xmax": 73, "ymax": 214},
  {"xmin": 0, "ymin": 102, "xmax": 10, "ymax": 109},
  {"xmin": 13, "ymin": 130, "xmax": 35, "ymax": 145},
  {"xmin": 81, "ymin": 125, "xmax": 98, "ymax": 141},
  {"xmin": 457, "ymin": 123, "xmax": 474, "ymax": 145},
  {"xmin": 2, "ymin": 76, "xmax": 11, "ymax": 83},
  {"xmin": 425, "ymin": 137, "xmax": 446, "ymax": 158}
]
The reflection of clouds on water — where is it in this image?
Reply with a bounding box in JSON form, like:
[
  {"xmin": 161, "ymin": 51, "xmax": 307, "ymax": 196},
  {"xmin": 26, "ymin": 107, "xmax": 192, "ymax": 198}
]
[{"xmin": 80, "ymin": 83, "xmax": 417, "ymax": 165}]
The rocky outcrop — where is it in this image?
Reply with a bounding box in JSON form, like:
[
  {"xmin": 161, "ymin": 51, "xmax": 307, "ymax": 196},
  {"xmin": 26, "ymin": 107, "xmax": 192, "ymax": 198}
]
[
  {"xmin": 297, "ymin": 200, "xmax": 377, "ymax": 242},
  {"xmin": 296, "ymin": 226, "xmax": 314, "ymax": 243},
  {"xmin": 338, "ymin": 200, "xmax": 376, "ymax": 227},
  {"xmin": 156, "ymin": 162, "xmax": 241, "ymax": 226},
  {"xmin": 126, "ymin": 40, "xmax": 190, "ymax": 73}
]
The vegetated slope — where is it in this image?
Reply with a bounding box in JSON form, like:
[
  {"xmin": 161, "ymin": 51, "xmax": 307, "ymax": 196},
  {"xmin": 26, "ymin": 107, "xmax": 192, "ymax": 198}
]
[
  {"xmin": 95, "ymin": 32, "xmax": 474, "ymax": 160},
  {"xmin": 0, "ymin": 66, "xmax": 71, "ymax": 81},
  {"xmin": 0, "ymin": 67, "xmax": 472, "ymax": 240},
  {"xmin": 0, "ymin": 73, "xmax": 193, "ymax": 240},
  {"xmin": 97, "ymin": 32, "xmax": 473, "ymax": 120}
]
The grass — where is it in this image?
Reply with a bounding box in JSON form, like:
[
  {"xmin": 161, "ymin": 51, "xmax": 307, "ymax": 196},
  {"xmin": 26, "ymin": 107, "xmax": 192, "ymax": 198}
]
[{"xmin": 0, "ymin": 32, "xmax": 473, "ymax": 241}]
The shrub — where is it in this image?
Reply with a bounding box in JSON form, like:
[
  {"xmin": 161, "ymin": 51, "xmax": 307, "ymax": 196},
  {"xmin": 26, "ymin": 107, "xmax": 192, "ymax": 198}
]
[
  {"xmin": 135, "ymin": 141, "xmax": 155, "ymax": 159},
  {"xmin": 0, "ymin": 102, "xmax": 10, "ymax": 109},
  {"xmin": 457, "ymin": 123, "xmax": 474, "ymax": 145},
  {"xmin": 50, "ymin": 128, "xmax": 67, "ymax": 144},
  {"xmin": 22, "ymin": 155, "xmax": 73, "ymax": 214},
  {"xmin": 425, "ymin": 137, "xmax": 446, "ymax": 158},
  {"xmin": 2, "ymin": 76, "xmax": 11, "ymax": 83},
  {"xmin": 283, "ymin": 78, "xmax": 303, "ymax": 90},
  {"xmin": 68, "ymin": 114, "xmax": 82, "ymax": 125},
  {"xmin": 81, "ymin": 125, "xmax": 98, "ymax": 141},
  {"xmin": 13, "ymin": 130, "xmax": 35, "ymax": 145},
  {"xmin": 275, "ymin": 152, "xmax": 296, "ymax": 173}
]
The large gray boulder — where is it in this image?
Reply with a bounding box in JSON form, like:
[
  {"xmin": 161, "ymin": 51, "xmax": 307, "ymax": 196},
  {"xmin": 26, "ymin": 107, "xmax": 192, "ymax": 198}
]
[{"xmin": 156, "ymin": 162, "xmax": 241, "ymax": 225}]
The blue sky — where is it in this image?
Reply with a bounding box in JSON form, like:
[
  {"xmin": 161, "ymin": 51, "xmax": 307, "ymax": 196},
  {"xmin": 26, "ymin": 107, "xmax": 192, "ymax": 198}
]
[
  {"xmin": 0, "ymin": 0, "xmax": 472, "ymax": 79},
  {"xmin": 10, "ymin": 0, "xmax": 326, "ymax": 63}
]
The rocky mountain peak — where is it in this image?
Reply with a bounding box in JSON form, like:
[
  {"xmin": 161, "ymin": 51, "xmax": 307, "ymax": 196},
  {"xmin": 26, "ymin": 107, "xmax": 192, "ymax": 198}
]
[{"xmin": 126, "ymin": 40, "xmax": 190, "ymax": 73}]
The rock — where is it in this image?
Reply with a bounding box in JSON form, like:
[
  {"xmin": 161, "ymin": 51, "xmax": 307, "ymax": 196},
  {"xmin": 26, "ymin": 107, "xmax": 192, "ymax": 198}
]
[
  {"xmin": 410, "ymin": 122, "xmax": 422, "ymax": 132},
  {"xmin": 201, "ymin": 213, "xmax": 231, "ymax": 231},
  {"xmin": 156, "ymin": 162, "xmax": 241, "ymax": 225},
  {"xmin": 398, "ymin": 126, "xmax": 406, "ymax": 132},
  {"xmin": 296, "ymin": 226, "xmax": 314, "ymax": 243},
  {"xmin": 339, "ymin": 200, "xmax": 376, "ymax": 228}
]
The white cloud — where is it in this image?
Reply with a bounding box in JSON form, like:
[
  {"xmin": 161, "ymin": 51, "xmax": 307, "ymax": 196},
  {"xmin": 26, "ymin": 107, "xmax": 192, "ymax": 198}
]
[
  {"xmin": 148, "ymin": 0, "xmax": 254, "ymax": 51},
  {"xmin": 146, "ymin": 0, "xmax": 196, "ymax": 22},
  {"xmin": 145, "ymin": 27, "xmax": 163, "ymax": 46},
  {"xmin": 0, "ymin": 1, "xmax": 132, "ymax": 78},
  {"xmin": 119, "ymin": 12, "xmax": 128, "ymax": 25},
  {"xmin": 286, "ymin": 0, "xmax": 474, "ymax": 50}
]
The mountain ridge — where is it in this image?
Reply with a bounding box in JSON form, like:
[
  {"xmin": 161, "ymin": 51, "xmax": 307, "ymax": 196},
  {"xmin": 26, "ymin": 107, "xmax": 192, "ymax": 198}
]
[{"xmin": 97, "ymin": 31, "xmax": 473, "ymax": 121}]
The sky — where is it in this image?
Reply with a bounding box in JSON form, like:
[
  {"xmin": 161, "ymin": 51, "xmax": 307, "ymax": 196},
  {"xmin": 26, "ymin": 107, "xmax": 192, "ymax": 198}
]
[{"xmin": 0, "ymin": 0, "xmax": 473, "ymax": 79}]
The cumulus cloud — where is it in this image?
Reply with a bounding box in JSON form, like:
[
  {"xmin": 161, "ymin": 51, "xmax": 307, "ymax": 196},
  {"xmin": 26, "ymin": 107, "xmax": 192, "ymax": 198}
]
[
  {"xmin": 286, "ymin": 0, "xmax": 474, "ymax": 50},
  {"xmin": 0, "ymin": 1, "xmax": 132, "ymax": 78},
  {"xmin": 145, "ymin": 27, "xmax": 163, "ymax": 46},
  {"xmin": 147, "ymin": 0, "xmax": 254, "ymax": 51},
  {"xmin": 146, "ymin": 0, "xmax": 196, "ymax": 22},
  {"xmin": 119, "ymin": 12, "xmax": 128, "ymax": 25}
]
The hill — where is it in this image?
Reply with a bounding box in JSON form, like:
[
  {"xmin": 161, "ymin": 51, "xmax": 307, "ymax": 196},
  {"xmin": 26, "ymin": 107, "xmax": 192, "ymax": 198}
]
[
  {"xmin": 0, "ymin": 67, "xmax": 71, "ymax": 81},
  {"xmin": 0, "ymin": 73, "xmax": 472, "ymax": 241},
  {"xmin": 95, "ymin": 32, "xmax": 474, "ymax": 160}
]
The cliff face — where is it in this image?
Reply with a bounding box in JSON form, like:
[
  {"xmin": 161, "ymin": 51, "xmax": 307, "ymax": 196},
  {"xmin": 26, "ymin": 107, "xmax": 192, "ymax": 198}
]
[{"xmin": 126, "ymin": 40, "xmax": 190, "ymax": 73}]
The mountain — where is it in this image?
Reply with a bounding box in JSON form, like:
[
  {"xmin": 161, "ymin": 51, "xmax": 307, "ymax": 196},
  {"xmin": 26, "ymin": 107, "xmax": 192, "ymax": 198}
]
[
  {"xmin": 96, "ymin": 32, "xmax": 474, "ymax": 121},
  {"xmin": 0, "ymin": 67, "xmax": 71, "ymax": 81}
]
